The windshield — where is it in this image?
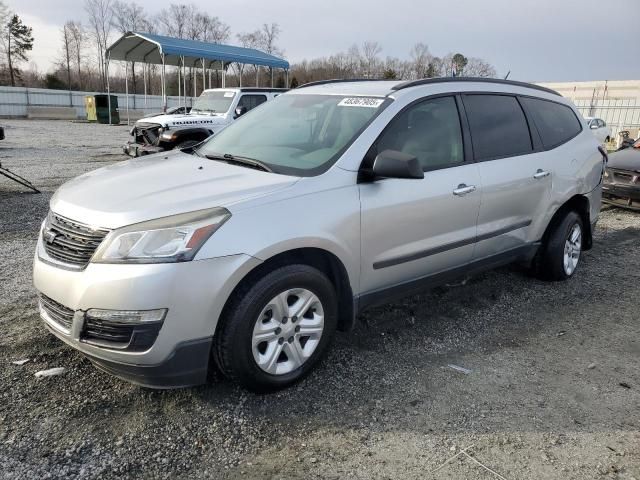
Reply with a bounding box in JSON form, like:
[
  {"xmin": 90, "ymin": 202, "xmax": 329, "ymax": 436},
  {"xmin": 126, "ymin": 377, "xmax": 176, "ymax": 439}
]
[
  {"xmin": 197, "ymin": 94, "xmax": 387, "ymax": 175},
  {"xmin": 191, "ymin": 90, "xmax": 236, "ymax": 113}
]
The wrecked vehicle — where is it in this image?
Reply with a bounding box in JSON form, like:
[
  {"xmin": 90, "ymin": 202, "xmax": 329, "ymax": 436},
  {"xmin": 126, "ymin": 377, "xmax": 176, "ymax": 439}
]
[
  {"xmin": 123, "ymin": 88, "xmax": 286, "ymax": 157},
  {"xmin": 34, "ymin": 78, "xmax": 604, "ymax": 392},
  {"xmin": 603, "ymin": 145, "xmax": 640, "ymax": 210}
]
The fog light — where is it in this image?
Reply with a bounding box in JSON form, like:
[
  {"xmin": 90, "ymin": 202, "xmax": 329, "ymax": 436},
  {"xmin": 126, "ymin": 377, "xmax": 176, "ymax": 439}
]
[
  {"xmin": 81, "ymin": 309, "xmax": 167, "ymax": 351},
  {"xmin": 85, "ymin": 308, "xmax": 167, "ymax": 324}
]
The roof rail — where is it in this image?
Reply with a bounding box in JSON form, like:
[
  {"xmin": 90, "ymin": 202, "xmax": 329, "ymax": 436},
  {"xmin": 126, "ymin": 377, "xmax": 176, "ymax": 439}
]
[
  {"xmin": 296, "ymin": 78, "xmax": 386, "ymax": 89},
  {"xmin": 391, "ymin": 77, "xmax": 561, "ymax": 96}
]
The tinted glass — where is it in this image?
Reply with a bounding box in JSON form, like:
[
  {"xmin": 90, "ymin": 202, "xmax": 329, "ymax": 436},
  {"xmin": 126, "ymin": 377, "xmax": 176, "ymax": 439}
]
[
  {"xmin": 238, "ymin": 94, "xmax": 267, "ymax": 111},
  {"xmin": 521, "ymin": 97, "xmax": 582, "ymax": 149},
  {"xmin": 463, "ymin": 94, "xmax": 532, "ymax": 160},
  {"xmin": 376, "ymin": 96, "xmax": 464, "ymax": 170},
  {"xmin": 198, "ymin": 94, "xmax": 385, "ymax": 176}
]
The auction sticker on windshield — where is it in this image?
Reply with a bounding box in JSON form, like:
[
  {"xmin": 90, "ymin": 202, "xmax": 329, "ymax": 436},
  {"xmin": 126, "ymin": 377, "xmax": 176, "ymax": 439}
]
[{"xmin": 338, "ymin": 97, "xmax": 384, "ymax": 108}]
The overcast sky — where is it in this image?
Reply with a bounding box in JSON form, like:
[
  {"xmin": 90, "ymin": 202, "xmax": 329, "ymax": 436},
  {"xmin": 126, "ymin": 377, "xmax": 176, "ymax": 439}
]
[{"xmin": 5, "ymin": 0, "xmax": 638, "ymax": 82}]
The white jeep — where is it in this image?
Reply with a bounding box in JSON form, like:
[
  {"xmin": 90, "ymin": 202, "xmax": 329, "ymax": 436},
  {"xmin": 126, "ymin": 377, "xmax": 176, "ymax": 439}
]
[{"xmin": 123, "ymin": 88, "xmax": 286, "ymax": 157}]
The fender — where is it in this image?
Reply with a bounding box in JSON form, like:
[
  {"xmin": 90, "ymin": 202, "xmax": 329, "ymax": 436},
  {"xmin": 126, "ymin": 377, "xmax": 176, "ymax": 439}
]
[{"xmin": 159, "ymin": 127, "xmax": 213, "ymax": 147}]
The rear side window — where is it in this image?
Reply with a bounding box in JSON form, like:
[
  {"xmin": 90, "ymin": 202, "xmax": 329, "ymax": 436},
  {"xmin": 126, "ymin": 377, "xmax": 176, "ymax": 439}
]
[
  {"xmin": 463, "ymin": 94, "xmax": 533, "ymax": 161},
  {"xmin": 520, "ymin": 97, "xmax": 582, "ymax": 149},
  {"xmin": 238, "ymin": 94, "xmax": 267, "ymax": 111}
]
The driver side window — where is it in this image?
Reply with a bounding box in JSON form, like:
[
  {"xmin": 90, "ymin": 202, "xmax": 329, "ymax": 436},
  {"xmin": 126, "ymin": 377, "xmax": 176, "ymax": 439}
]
[{"xmin": 376, "ymin": 96, "xmax": 464, "ymax": 171}]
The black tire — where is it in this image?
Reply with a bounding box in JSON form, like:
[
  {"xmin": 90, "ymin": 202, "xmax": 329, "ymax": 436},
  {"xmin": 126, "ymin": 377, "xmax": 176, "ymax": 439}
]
[
  {"xmin": 537, "ymin": 211, "xmax": 584, "ymax": 281},
  {"xmin": 214, "ymin": 264, "xmax": 338, "ymax": 393}
]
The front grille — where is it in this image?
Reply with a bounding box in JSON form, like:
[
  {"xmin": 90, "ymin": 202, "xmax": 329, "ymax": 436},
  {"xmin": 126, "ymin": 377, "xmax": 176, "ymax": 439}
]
[
  {"xmin": 81, "ymin": 317, "xmax": 162, "ymax": 351},
  {"xmin": 39, "ymin": 294, "xmax": 75, "ymax": 332},
  {"xmin": 133, "ymin": 122, "xmax": 161, "ymax": 146},
  {"xmin": 42, "ymin": 213, "xmax": 109, "ymax": 268}
]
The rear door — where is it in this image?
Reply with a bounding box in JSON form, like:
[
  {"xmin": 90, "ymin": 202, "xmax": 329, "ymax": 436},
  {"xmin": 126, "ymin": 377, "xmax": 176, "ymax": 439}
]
[
  {"xmin": 462, "ymin": 94, "xmax": 553, "ymax": 260},
  {"xmin": 359, "ymin": 95, "xmax": 481, "ymax": 294}
]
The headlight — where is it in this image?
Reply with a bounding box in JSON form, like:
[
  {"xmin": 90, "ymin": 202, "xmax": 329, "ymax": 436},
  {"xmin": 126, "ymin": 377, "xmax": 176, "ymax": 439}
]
[{"xmin": 92, "ymin": 207, "xmax": 230, "ymax": 264}]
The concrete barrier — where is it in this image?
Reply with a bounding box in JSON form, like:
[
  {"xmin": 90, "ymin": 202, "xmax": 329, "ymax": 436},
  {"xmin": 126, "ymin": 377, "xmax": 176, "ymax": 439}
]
[{"xmin": 26, "ymin": 106, "xmax": 78, "ymax": 120}]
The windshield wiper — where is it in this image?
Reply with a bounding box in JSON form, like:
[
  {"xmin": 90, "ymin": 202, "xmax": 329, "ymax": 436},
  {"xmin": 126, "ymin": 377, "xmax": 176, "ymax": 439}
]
[{"xmin": 204, "ymin": 153, "xmax": 273, "ymax": 172}]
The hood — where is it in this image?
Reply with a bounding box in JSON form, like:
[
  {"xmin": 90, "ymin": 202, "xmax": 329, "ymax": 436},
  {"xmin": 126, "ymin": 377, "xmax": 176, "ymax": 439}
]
[
  {"xmin": 50, "ymin": 152, "xmax": 299, "ymax": 229},
  {"xmin": 608, "ymin": 148, "xmax": 640, "ymax": 173},
  {"xmin": 135, "ymin": 112, "xmax": 228, "ymax": 129}
]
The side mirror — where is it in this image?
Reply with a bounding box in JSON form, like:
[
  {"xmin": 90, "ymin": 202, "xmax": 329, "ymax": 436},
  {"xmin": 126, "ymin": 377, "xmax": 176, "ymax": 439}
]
[
  {"xmin": 234, "ymin": 106, "xmax": 247, "ymax": 118},
  {"xmin": 372, "ymin": 150, "xmax": 424, "ymax": 179}
]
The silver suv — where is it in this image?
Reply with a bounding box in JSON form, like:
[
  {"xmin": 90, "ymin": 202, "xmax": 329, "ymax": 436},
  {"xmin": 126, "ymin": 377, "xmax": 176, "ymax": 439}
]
[{"xmin": 33, "ymin": 78, "xmax": 605, "ymax": 391}]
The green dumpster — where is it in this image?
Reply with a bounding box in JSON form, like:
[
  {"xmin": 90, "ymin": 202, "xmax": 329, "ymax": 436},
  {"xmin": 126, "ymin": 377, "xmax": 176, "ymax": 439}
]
[{"xmin": 94, "ymin": 94, "xmax": 120, "ymax": 124}]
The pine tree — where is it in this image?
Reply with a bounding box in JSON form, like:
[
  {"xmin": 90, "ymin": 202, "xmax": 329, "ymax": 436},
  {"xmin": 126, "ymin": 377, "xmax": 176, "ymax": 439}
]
[{"xmin": 3, "ymin": 14, "xmax": 34, "ymax": 86}]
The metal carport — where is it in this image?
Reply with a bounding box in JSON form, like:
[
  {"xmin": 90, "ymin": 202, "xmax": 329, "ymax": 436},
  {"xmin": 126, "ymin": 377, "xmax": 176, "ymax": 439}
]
[{"xmin": 105, "ymin": 31, "xmax": 290, "ymax": 124}]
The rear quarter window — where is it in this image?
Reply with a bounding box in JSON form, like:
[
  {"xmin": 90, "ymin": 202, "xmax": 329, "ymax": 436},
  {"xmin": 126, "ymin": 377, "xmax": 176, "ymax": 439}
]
[{"xmin": 520, "ymin": 97, "xmax": 582, "ymax": 149}]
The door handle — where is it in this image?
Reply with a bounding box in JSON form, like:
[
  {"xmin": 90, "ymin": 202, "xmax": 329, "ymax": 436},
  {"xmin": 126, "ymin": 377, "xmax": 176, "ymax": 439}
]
[
  {"xmin": 533, "ymin": 169, "xmax": 550, "ymax": 179},
  {"xmin": 453, "ymin": 184, "xmax": 476, "ymax": 196}
]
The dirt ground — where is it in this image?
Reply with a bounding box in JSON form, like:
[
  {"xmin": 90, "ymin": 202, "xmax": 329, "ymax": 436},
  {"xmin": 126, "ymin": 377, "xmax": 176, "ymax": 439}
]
[{"xmin": 0, "ymin": 119, "xmax": 638, "ymax": 479}]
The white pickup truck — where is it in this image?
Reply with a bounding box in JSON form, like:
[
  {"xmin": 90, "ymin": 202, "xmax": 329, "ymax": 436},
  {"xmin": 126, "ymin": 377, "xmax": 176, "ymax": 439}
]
[{"xmin": 124, "ymin": 87, "xmax": 286, "ymax": 157}]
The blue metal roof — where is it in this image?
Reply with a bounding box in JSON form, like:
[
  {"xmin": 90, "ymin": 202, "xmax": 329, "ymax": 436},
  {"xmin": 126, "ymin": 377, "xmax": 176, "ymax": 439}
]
[{"xmin": 106, "ymin": 32, "xmax": 289, "ymax": 70}]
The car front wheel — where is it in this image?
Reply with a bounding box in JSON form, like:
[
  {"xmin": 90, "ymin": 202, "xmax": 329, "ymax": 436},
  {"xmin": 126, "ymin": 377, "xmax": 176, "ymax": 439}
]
[{"xmin": 214, "ymin": 264, "xmax": 337, "ymax": 392}]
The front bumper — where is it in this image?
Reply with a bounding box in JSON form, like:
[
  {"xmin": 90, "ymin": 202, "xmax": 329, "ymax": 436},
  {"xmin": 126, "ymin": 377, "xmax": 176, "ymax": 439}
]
[
  {"xmin": 33, "ymin": 239, "xmax": 261, "ymax": 387},
  {"xmin": 602, "ymin": 183, "xmax": 640, "ymax": 210},
  {"xmin": 123, "ymin": 141, "xmax": 164, "ymax": 157}
]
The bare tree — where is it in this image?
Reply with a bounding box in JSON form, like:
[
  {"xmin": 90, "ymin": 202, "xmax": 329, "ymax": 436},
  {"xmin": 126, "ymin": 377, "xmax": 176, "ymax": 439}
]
[
  {"xmin": 60, "ymin": 22, "xmax": 73, "ymax": 89},
  {"xmin": 463, "ymin": 57, "xmax": 496, "ymax": 77},
  {"xmin": 361, "ymin": 41, "xmax": 381, "ymax": 78},
  {"xmin": 68, "ymin": 22, "xmax": 86, "ymax": 90},
  {"xmin": 410, "ymin": 42, "xmax": 433, "ymax": 79},
  {"xmin": 236, "ymin": 31, "xmax": 262, "ymax": 85},
  {"xmin": 85, "ymin": 0, "xmax": 114, "ymax": 90},
  {"xmin": 157, "ymin": 4, "xmax": 195, "ymax": 39},
  {"xmin": 111, "ymin": 0, "xmax": 149, "ymax": 93},
  {"xmin": 196, "ymin": 13, "xmax": 230, "ymax": 43}
]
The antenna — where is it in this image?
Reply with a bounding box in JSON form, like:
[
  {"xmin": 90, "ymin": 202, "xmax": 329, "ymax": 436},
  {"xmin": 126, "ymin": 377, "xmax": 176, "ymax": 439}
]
[{"xmin": 504, "ymin": 71, "xmax": 511, "ymax": 80}]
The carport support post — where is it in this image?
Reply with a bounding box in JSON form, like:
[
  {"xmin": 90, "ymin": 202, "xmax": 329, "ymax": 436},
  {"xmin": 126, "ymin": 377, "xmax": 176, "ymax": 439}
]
[
  {"xmin": 143, "ymin": 63, "xmax": 147, "ymax": 110},
  {"xmin": 182, "ymin": 57, "xmax": 186, "ymax": 109},
  {"xmin": 178, "ymin": 57, "xmax": 182, "ymax": 106},
  {"xmin": 106, "ymin": 52, "xmax": 111, "ymax": 125},
  {"xmin": 271, "ymin": 68, "xmax": 274, "ymax": 88},
  {"xmin": 285, "ymin": 69, "xmax": 289, "ymax": 89},
  {"xmin": 161, "ymin": 54, "xmax": 167, "ymax": 112},
  {"xmin": 256, "ymin": 65, "xmax": 259, "ymax": 87},
  {"xmin": 193, "ymin": 63, "xmax": 197, "ymax": 99},
  {"xmin": 125, "ymin": 61, "xmax": 130, "ymax": 126},
  {"xmin": 202, "ymin": 58, "xmax": 206, "ymax": 94}
]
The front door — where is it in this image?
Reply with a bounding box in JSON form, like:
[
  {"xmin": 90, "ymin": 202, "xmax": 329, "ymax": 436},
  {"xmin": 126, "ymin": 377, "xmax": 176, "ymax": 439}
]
[{"xmin": 359, "ymin": 95, "xmax": 481, "ymax": 295}]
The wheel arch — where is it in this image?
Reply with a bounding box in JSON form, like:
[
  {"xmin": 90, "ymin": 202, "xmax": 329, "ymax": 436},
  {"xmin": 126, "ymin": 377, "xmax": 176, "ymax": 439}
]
[
  {"xmin": 164, "ymin": 127, "xmax": 212, "ymax": 147},
  {"xmin": 218, "ymin": 247, "xmax": 356, "ymax": 334},
  {"xmin": 541, "ymin": 194, "xmax": 593, "ymax": 251}
]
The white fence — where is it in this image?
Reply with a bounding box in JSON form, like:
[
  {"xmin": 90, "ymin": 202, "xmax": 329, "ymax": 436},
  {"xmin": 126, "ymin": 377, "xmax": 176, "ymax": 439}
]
[
  {"xmin": 0, "ymin": 86, "xmax": 195, "ymax": 118},
  {"xmin": 573, "ymin": 98, "xmax": 640, "ymax": 141}
]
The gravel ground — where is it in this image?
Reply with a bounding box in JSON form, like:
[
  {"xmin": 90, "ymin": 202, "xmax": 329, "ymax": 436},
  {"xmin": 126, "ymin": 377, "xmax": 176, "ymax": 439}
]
[{"xmin": 0, "ymin": 119, "xmax": 639, "ymax": 479}]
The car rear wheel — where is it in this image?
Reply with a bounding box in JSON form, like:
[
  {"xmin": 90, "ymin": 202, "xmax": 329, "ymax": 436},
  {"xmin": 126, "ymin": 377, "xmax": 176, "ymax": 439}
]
[
  {"xmin": 537, "ymin": 211, "xmax": 584, "ymax": 280},
  {"xmin": 213, "ymin": 264, "xmax": 337, "ymax": 392}
]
